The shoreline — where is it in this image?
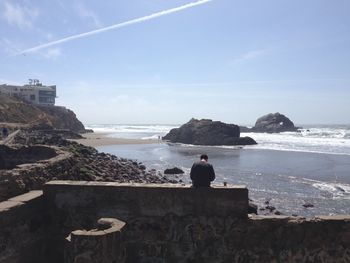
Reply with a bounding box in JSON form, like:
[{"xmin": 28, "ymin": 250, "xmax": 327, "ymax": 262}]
[{"xmin": 72, "ymin": 132, "xmax": 159, "ymax": 147}]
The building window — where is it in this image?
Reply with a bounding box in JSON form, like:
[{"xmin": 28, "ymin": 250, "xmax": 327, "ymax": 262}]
[
  {"xmin": 39, "ymin": 96, "xmax": 55, "ymax": 104},
  {"xmin": 30, "ymin": 94, "xmax": 36, "ymax": 100}
]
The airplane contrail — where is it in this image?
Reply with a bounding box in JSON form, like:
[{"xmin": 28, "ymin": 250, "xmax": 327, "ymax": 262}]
[{"xmin": 18, "ymin": 0, "xmax": 213, "ymax": 55}]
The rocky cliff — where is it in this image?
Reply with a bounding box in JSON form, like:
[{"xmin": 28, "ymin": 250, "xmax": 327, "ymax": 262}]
[
  {"xmin": 163, "ymin": 118, "xmax": 257, "ymax": 145},
  {"xmin": 0, "ymin": 93, "xmax": 86, "ymax": 133}
]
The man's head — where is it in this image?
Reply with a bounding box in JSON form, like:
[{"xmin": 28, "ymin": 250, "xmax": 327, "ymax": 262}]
[{"xmin": 200, "ymin": 154, "xmax": 208, "ymax": 161}]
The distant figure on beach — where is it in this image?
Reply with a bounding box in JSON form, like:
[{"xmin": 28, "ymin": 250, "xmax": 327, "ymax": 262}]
[
  {"xmin": 2, "ymin": 127, "xmax": 8, "ymax": 138},
  {"xmin": 190, "ymin": 154, "xmax": 215, "ymax": 187}
]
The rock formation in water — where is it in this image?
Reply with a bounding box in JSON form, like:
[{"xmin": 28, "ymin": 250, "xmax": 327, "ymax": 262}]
[
  {"xmin": 240, "ymin": 113, "xmax": 299, "ymax": 133},
  {"xmin": 163, "ymin": 118, "xmax": 257, "ymax": 145},
  {"xmin": 252, "ymin": 112, "xmax": 298, "ymax": 133}
]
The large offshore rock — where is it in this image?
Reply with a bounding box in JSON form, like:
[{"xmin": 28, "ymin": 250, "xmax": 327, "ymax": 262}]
[
  {"xmin": 163, "ymin": 118, "xmax": 256, "ymax": 146},
  {"xmin": 252, "ymin": 113, "xmax": 298, "ymax": 133}
]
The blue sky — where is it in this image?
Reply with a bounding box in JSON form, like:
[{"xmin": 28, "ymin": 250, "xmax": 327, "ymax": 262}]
[{"xmin": 1, "ymin": 0, "xmax": 349, "ymax": 125}]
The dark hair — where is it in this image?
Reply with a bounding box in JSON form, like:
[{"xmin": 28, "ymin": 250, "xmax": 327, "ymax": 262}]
[{"xmin": 200, "ymin": 154, "xmax": 208, "ymax": 160}]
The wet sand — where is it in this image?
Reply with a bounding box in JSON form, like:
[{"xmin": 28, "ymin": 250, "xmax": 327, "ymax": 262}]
[{"xmin": 72, "ymin": 132, "xmax": 158, "ymax": 147}]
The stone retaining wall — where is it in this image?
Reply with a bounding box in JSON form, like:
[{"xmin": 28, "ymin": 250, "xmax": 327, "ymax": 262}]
[
  {"xmin": 0, "ymin": 191, "xmax": 48, "ymax": 263},
  {"xmin": 1, "ymin": 181, "xmax": 350, "ymax": 263},
  {"xmin": 43, "ymin": 181, "xmax": 350, "ymax": 263}
]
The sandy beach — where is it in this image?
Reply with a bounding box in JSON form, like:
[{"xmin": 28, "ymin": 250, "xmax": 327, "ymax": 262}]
[{"xmin": 72, "ymin": 132, "xmax": 159, "ymax": 147}]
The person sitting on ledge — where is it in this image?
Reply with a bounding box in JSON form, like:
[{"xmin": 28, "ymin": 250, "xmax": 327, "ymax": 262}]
[{"xmin": 190, "ymin": 154, "xmax": 216, "ymax": 187}]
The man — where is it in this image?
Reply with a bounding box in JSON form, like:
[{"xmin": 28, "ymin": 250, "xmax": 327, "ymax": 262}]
[
  {"xmin": 190, "ymin": 154, "xmax": 215, "ymax": 187},
  {"xmin": 2, "ymin": 127, "xmax": 8, "ymax": 138}
]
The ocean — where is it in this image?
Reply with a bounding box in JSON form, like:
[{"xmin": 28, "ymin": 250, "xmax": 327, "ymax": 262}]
[{"xmin": 86, "ymin": 124, "xmax": 350, "ymax": 217}]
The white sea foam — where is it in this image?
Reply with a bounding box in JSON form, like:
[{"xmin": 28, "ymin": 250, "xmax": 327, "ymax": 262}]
[
  {"xmin": 312, "ymin": 182, "xmax": 350, "ymax": 199},
  {"xmin": 282, "ymin": 175, "xmax": 350, "ymax": 200},
  {"xmin": 86, "ymin": 124, "xmax": 350, "ymax": 155},
  {"xmin": 241, "ymin": 126, "xmax": 350, "ymax": 155}
]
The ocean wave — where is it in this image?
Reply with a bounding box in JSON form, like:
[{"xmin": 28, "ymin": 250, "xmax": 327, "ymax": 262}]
[
  {"xmin": 312, "ymin": 182, "xmax": 350, "ymax": 200},
  {"xmin": 241, "ymin": 128, "xmax": 350, "ymax": 155}
]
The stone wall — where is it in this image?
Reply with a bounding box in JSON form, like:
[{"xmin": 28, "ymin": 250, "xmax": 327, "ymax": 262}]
[
  {"xmin": 43, "ymin": 181, "xmax": 350, "ymax": 263},
  {"xmin": 1, "ymin": 181, "xmax": 350, "ymax": 263},
  {"xmin": 0, "ymin": 191, "xmax": 48, "ymax": 263},
  {"xmin": 43, "ymin": 181, "xmax": 248, "ymax": 263},
  {"xmin": 0, "ymin": 146, "xmax": 73, "ymax": 202}
]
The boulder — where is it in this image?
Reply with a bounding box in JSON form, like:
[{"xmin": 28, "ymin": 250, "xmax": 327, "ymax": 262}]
[
  {"xmin": 164, "ymin": 167, "xmax": 184, "ymax": 174},
  {"xmin": 163, "ymin": 118, "xmax": 257, "ymax": 146},
  {"xmin": 235, "ymin": 136, "xmax": 257, "ymax": 145},
  {"xmin": 252, "ymin": 113, "xmax": 298, "ymax": 133},
  {"xmin": 248, "ymin": 202, "xmax": 258, "ymax": 214}
]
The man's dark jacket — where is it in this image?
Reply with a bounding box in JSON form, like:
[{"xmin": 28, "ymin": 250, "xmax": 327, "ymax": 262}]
[{"xmin": 190, "ymin": 160, "xmax": 215, "ymax": 187}]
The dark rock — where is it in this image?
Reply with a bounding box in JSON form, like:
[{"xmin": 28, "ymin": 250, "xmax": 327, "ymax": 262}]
[
  {"xmin": 252, "ymin": 112, "xmax": 298, "ymax": 133},
  {"xmin": 303, "ymin": 202, "xmax": 314, "ymax": 208},
  {"xmin": 274, "ymin": 210, "xmax": 284, "ymax": 215},
  {"xmin": 239, "ymin": 126, "xmax": 252, "ymax": 132},
  {"xmin": 163, "ymin": 118, "xmax": 256, "ymax": 146},
  {"xmin": 164, "ymin": 167, "xmax": 184, "ymax": 174},
  {"xmin": 248, "ymin": 202, "xmax": 258, "ymax": 214},
  {"xmin": 266, "ymin": 206, "xmax": 276, "ymax": 212},
  {"xmin": 234, "ymin": 136, "xmax": 257, "ymax": 145}
]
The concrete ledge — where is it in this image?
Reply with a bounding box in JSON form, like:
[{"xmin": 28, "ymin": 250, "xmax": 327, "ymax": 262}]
[
  {"xmin": 44, "ymin": 180, "xmax": 249, "ymax": 220},
  {"xmin": 0, "ymin": 190, "xmax": 43, "ymax": 226}
]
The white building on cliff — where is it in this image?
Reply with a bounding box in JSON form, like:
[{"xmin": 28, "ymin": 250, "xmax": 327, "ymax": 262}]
[{"xmin": 0, "ymin": 79, "xmax": 56, "ymax": 106}]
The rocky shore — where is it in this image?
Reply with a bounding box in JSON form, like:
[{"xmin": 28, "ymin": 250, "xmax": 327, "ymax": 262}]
[{"xmin": 0, "ymin": 128, "xmax": 177, "ymax": 202}]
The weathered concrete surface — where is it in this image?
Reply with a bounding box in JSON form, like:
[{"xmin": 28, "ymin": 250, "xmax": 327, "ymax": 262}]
[
  {"xmin": 43, "ymin": 181, "xmax": 350, "ymax": 263},
  {"xmin": 0, "ymin": 190, "xmax": 49, "ymax": 263},
  {"xmin": 43, "ymin": 181, "xmax": 248, "ymax": 263},
  {"xmin": 65, "ymin": 218, "xmax": 126, "ymax": 263},
  {"xmin": 44, "ymin": 181, "xmax": 248, "ymax": 220},
  {"xmin": 2, "ymin": 182, "xmax": 350, "ymax": 262},
  {"xmin": 0, "ymin": 146, "xmax": 72, "ymax": 202}
]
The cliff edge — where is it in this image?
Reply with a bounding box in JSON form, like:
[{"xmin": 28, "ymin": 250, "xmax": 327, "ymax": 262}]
[{"xmin": 0, "ymin": 94, "xmax": 86, "ymax": 133}]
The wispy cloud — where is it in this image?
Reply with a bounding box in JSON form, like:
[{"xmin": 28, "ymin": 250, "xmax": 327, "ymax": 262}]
[
  {"xmin": 2, "ymin": 1, "xmax": 39, "ymax": 29},
  {"xmin": 230, "ymin": 49, "xmax": 268, "ymax": 65},
  {"xmin": 75, "ymin": 2, "xmax": 102, "ymax": 28},
  {"xmin": 42, "ymin": 48, "xmax": 62, "ymax": 60},
  {"xmin": 18, "ymin": 0, "xmax": 213, "ymax": 55}
]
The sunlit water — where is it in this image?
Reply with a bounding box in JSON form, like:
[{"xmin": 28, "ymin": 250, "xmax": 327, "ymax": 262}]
[{"xmin": 86, "ymin": 124, "xmax": 350, "ymax": 217}]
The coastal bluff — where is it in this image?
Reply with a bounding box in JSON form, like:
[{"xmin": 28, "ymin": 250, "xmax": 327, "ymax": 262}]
[
  {"xmin": 1, "ymin": 181, "xmax": 349, "ymax": 263},
  {"xmin": 0, "ymin": 93, "xmax": 86, "ymax": 133},
  {"xmin": 163, "ymin": 118, "xmax": 257, "ymax": 145}
]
